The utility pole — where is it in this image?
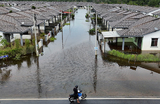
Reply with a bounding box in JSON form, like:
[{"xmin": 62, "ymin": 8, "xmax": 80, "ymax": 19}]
[
  {"xmin": 95, "ymin": 11, "xmax": 98, "ymax": 56},
  {"xmin": 33, "ymin": 13, "xmax": 39, "ymax": 56},
  {"xmin": 61, "ymin": 10, "xmax": 62, "ymax": 29}
]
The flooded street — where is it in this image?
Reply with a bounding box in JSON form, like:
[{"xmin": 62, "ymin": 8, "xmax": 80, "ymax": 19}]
[{"xmin": 1, "ymin": 9, "xmax": 160, "ymax": 98}]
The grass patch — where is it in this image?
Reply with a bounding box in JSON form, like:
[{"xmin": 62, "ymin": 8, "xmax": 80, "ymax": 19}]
[
  {"xmin": 65, "ymin": 23, "xmax": 70, "ymax": 25},
  {"xmin": 86, "ymin": 20, "xmax": 89, "ymax": 22},
  {"xmin": 50, "ymin": 37, "xmax": 56, "ymax": 42},
  {"xmin": 108, "ymin": 49, "xmax": 160, "ymax": 62}
]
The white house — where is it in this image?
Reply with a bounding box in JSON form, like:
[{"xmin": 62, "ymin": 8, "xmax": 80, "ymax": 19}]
[{"xmin": 142, "ymin": 30, "xmax": 160, "ymax": 51}]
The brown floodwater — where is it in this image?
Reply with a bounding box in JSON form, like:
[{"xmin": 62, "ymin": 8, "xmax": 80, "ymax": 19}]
[{"xmin": 0, "ymin": 9, "xmax": 160, "ymax": 98}]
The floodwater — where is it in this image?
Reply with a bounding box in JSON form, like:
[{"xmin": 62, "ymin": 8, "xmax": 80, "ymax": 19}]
[{"xmin": 1, "ymin": 9, "xmax": 160, "ymax": 98}]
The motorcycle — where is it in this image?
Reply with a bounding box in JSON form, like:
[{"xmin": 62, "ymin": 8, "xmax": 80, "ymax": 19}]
[{"xmin": 69, "ymin": 89, "xmax": 87, "ymax": 103}]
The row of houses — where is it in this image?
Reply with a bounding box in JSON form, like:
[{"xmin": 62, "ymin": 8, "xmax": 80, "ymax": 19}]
[
  {"xmin": 1, "ymin": 2, "xmax": 160, "ymax": 52},
  {"xmin": 0, "ymin": 2, "xmax": 85, "ymax": 46},
  {"xmin": 92, "ymin": 4, "xmax": 160, "ymax": 52}
]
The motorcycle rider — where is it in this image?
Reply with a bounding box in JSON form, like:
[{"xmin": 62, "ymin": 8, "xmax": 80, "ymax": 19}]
[{"xmin": 73, "ymin": 85, "xmax": 80, "ymax": 103}]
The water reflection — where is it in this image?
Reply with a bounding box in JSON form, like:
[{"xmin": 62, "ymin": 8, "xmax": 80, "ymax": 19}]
[
  {"xmin": 62, "ymin": 29, "xmax": 64, "ymax": 49},
  {"xmin": 0, "ymin": 68, "xmax": 11, "ymax": 84},
  {"xmin": 104, "ymin": 54, "xmax": 160, "ymax": 74},
  {"xmin": 36, "ymin": 56, "xmax": 42, "ymax": 98},
  {"xmin": 93, "ymin": 55, "xmax": 97, "ymax": 93}
]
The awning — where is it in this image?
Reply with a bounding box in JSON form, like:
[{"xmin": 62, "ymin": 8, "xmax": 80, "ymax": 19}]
[
  {"xmin": 63, "ymin": 11, "xmax": 71, "ymax": 14},
  {"xmin": 102, "ymin": 31, "xmax": 120, "ymax": 38}
]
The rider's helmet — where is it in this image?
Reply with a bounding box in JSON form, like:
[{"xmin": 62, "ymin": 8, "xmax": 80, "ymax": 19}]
[{"xmin": 75, "ymin": 85, "xmax": 78, "ymax": 88}]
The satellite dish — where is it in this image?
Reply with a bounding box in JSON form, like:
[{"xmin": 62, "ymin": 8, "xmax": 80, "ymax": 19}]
[{"xmin": 21, "ymin": 22, "xmax": 24, "ymax": 24}]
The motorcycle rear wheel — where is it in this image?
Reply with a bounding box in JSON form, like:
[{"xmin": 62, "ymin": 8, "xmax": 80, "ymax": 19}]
[
  {"xmin": 82, "ymin": 93, "xmax": 87, "ymax": 99},
  {"xmin": 69, "ymin": 97, "xmax": 74, "ymax": 103}
]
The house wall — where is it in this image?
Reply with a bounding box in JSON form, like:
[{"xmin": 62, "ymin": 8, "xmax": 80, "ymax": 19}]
[
  {"xmin": 142, "ymin": 30, "xmax": 160, "ymax": 51},
  {"xmin": 0, "ymin": 31, "xmax": 4, "ymax": 46},
  {"xmin": 13, "ymin": 33, "xmax": 31, "ymax": 40},
  {"xmin": 39, "ymin": 23, "xmax": 45, "ymax": 32}
]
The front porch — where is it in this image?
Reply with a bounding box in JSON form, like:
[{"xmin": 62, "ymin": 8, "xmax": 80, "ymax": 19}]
[{"xmin": 98, "ymin": 31, "xmax": 142, "ymax": 54}]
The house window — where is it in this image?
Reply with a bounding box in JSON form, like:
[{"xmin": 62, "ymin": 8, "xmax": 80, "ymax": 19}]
[{"xmin": 151, "ymin": 38, "xmax": 158, "ymax": 47}]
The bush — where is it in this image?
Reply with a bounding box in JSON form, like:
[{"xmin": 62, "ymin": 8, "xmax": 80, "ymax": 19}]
[
  {"xmin": 14, "ymin": 39, "xmax": 20, "ymax": 49},
  {"xmin": 0, "ymin": 39, "xmax": 9, "ymax": 47},
  {"xmin": 50, "ymin": 37, "xmax": 56, "ymax": 42},
  {"xmin": 31, "ymin": 6, "xmax": 36, "ymax": 9},
  {"xmin": 14, "ymin": 53, "xmax": 21, "ymax": 60},
  {"xmin": 25, "ymin": 39, "xmax": 30, "ymax": 48},
  {"xmin": 9, "ymin": 10, "xmax": 12, "ymax": 13},
  {"xmin": 71, "ymin": 14, "xmax": 75, "ymax": 19},
  {"xmin": 85, "ymin": 13, "xmax": 89, "ymax": 18},
  {"xmin": 40, "ymin": 33, "xmax": 46, "ymax": 37},
  {"xmin": 89, "ymin": 28, "xmax": 95, "ymax": 34}
]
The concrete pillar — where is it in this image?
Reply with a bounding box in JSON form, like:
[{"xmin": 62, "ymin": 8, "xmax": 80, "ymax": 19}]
[
  {"xmin": 108, "ymin": 24, "xmax": 110, "ymax": 31},
  {"xmin": 48, "ymin": 20, "xmax": 50, "ymax": 26},
  {"xmin": 38, "ymin": 25, "xmax": 41, "ymax": 34},
  {"xmin": 49, "ymin": 31, "xmax": 52, "ymax": 37},
  {"xmin": 45, "ymin": 35, "xmax": 47, "ymax": 42},
  {"xmin": 52, "ymin": 16, "xmax": 54, "ymax": 23},
  {"xmin": 31, "ymin": 27, "xmax": 33, "ymax": 36},
  {"xmin": 40, "ymin": 39, "xmax": 43, "ymax": 46},
  {"xmin": 104, "ymin": 39, "xmax": 106, "ymax": 53},
  {"xmin": 106, "ymin": 21, "xmax": 108, "ymax": 30},
  {"xmin": 20, "ymin": 34, "xmax": 23, "ymax": 46},
  {"xmin": 44, "ymin": 21, "xmax": 45, "ymax": 33},
  {"xmin": 55, "ymin": 16, "xmax": 56, "ymax": 22},
  {"xmin": 122, "ymin": 37, "xmax": 125, "ymax": 51}
]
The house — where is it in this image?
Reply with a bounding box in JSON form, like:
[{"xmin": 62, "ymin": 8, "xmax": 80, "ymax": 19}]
[{"xmin": 94, "ymin": 4, "xmax": 160, "ymax": 53}]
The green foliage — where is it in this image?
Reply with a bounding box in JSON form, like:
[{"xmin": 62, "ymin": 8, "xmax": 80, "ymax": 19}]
[
  {"xmin": 0, "ymin": 4, "xmax": 4, "ymax": 7},
  {"xmin": 85, "ymin": 13, "xmax": 89, "ymax": 18},
  {"xmin": 91, "ymin": 17, "xmax": 102, "ymax": 24},
  {"xmin": 0, "ymin": 38, "xmax": 35, "ymax": 60},
  {"xmin": 50, "ymin": 37, "xmax": 56, "ymax": 42},
  {"xmin": 14, "ymin": 53, "xmax": 21, "ymax": 60},
  {"xmin": 40, "ymin": 33, "xmax": 46, "ymax": 37},
  {"xmin": 9, "ymin": 10, "xmax": 12, "ymax": 13},
  {"xmin": 25, "ymin": 39, "xmax": 30, "ymax": 48},
  {"xmin": 71, "ymin": 14, "xmax": 75, "ymax": 19},
  {"xmin": 108, "ymin": 49, "xmax": 160, "ymax": 62},
  {"xmin": 31, "ymin": 6, "xmax": 36, "ymax": 9},
  {"xmin": 0, "ymin": 39, "xmax": 9, "ymax": 47},
  {"xmin": 14, "ymin": 39, "xmax": 20, "ymax": 49},
  {"xmin": 62, "ymin": 15, "xmax": 67, "ymax": 19},
  {"xmin": 89, "ymin": 28, "xmax": 95, "ymax": 34},
  {"xmin": 86, "ymin": 19, "xmax": 89, "ymax": 22},
  {"xmin": 65, "ymin": 23, "xmax": 70, "ymax": 25},
  {"xmin": 67, "ymin": 9, "xmax": 72, "ymax": 12}
]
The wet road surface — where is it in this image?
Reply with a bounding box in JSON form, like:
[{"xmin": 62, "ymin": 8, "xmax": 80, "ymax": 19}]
[
  {"xmin": 1, "ymin": 99, "xmax": 160, "ymax": 104},
  {"xmin": 0, "ymin": 9, "xmax": 160, "ymax": 98}
]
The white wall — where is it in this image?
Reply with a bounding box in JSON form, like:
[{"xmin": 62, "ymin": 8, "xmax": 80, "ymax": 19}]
[
  {"xmin": 40, "ymin": 23, "xmax": 45, "ymax": 31},
  {"xmin": 0, "ymin": 32, "xmax": 3, "ymax": 46},
  {"xmin": 142, "ymin": 30, "xmax": 160, "ymax": 51},
  {"xmin": 14, "ymin": 33, "xmax": 31, "ymax": 40}
]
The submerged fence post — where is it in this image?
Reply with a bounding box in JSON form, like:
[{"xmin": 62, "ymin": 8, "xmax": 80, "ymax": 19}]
[
  {"xmin": 122, "ymin": 37, "xmax": 125, "ymax": 51},
  {"xmin": 45, "ymin": 35, "xmax": 47, "ymax": 42}
]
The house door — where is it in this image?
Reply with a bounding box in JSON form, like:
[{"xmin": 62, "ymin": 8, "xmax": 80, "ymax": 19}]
[
  {"xmin": 138, "ymin": 37, "xmax": 142, "ymax": 49},
  {"xmin": 4, "ymin": 34, "xmax": 10, "ymax": 42}
]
